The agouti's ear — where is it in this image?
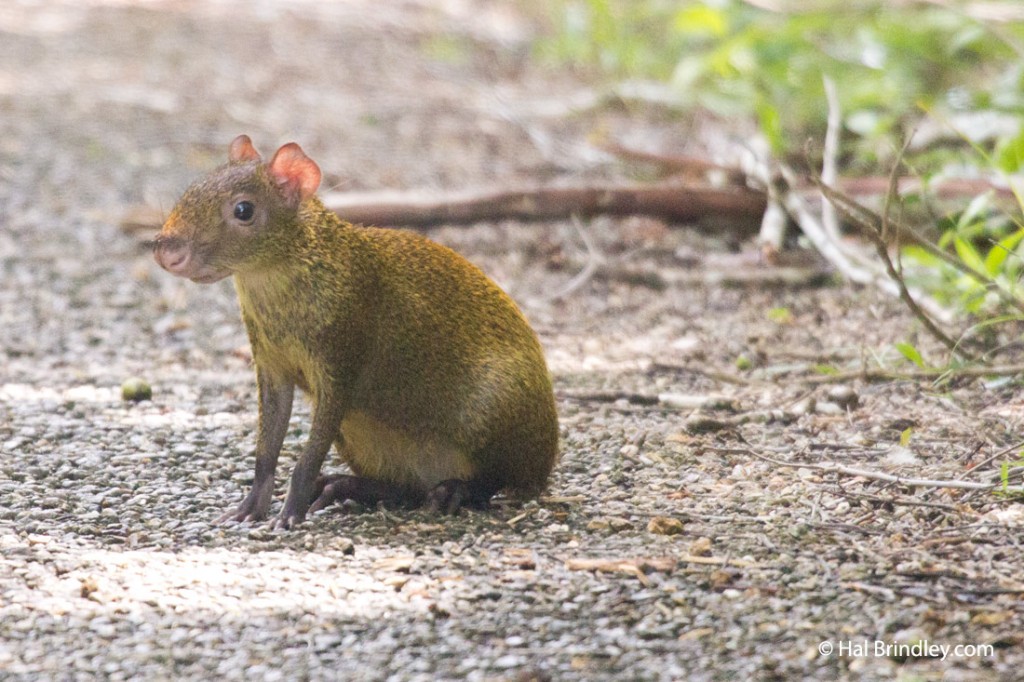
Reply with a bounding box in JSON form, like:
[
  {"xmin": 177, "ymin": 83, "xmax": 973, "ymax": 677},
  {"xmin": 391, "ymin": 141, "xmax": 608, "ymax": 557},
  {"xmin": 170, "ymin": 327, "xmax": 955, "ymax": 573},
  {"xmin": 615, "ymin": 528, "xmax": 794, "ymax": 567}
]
[
  {"xmin": 229, "ymin": 134, "xmax": 262, "ymax": 163},
  {"xmin": 268, "ymin": 143, "xmax": 322, "ymax": 206}
]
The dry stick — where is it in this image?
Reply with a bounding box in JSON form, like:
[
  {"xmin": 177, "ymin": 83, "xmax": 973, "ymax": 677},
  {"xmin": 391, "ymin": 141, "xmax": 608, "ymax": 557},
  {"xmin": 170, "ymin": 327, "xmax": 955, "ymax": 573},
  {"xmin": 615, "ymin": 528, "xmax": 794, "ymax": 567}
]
[
  {"xmin": 837, "ymin": 490, "xmax": 968, "ymax": 513},
  {"xmin": 758, "ymin": 175, "xmax": 789, "ymax": 251},
  {"xmin": 814, "ymin": 181, "xmax": 951, "ymax": 300},
  {"xmin": 841, "ymin": 581, "xmax": 897, "ymax": 601},
  {"xmin": 603, "ymin": 139, "xmax": 1021, "ymax": 205},
  {"xmin": 547, "ymin": 215, "xmax": 604, "ymax": 301},
  {"xmin": 821, "ymin": 183, "xmax": 1024, "ymax": 317},
  {"xmin": 319, "ymin": 182, "xmax": 767, "ymax": 229},
  {"xmin": 960, "ymin": 438, "xmax": 1024, "ymax": 480},
  {"xmin": 821, "ymin": 76, "xmax": 842, "ymax": 243},
  {"xmin": 122, "ymin": 175, "xmax": 1021, "ymax": 237},
  {"xmin": 839, "ymin": 176, "xmax": 1019, "ymax": 202},
  {"xmin": 815, "ymin": 179, "xmax": 967, "ymax": 358},
  {"xmin": 744, "ymin": 448, "xmax": 1024, "ymax": 494},
  {"xmin": 650, "ymin": 361, "xmax": 752, "ymax": 386},
  {"xmin": 793, "ymin": 363, "xmax": 1024, "ymax": 384},
  {"xmin": 558, "ymin": 389, "xmax": 661, "ymax": 406},
  {"xmin": 777, "ymin": 165, "xmax": 884, "ymax": 287}
]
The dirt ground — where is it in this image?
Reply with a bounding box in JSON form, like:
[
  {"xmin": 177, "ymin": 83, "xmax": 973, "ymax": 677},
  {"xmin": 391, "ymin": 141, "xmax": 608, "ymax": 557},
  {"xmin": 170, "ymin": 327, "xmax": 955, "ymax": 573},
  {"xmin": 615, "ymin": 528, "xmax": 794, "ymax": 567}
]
[{"xmin": 1, "ymin": 1, "xmax": 1023, "ymax": 680}]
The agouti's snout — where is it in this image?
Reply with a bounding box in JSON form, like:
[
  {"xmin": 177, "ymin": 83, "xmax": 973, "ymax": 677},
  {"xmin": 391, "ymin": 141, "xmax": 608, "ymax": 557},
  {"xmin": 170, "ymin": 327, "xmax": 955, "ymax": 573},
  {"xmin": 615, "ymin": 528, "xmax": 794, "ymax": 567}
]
[
  {"xmin": 153, "ymin": 235, "xmax": 190, "ymax": 274},
  {"xmin": 152, "ymin": 230, "xmax": 231, "ymax": 284}
]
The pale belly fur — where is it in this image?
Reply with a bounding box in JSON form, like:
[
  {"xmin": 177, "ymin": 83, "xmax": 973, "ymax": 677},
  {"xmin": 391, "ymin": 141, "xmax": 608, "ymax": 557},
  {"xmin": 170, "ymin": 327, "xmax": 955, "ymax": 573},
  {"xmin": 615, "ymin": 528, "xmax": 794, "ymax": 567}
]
[{"xmin": 338, "ymin": 411, "xmax": 476, "ymax": 490}]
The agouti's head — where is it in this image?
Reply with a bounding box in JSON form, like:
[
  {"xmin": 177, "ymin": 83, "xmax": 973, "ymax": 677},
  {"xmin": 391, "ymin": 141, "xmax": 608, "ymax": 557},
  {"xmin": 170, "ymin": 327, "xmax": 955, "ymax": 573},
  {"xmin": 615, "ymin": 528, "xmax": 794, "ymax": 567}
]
[{"xmin": 154, "ymin": 135, "xmax": 322, "ymax": 283}]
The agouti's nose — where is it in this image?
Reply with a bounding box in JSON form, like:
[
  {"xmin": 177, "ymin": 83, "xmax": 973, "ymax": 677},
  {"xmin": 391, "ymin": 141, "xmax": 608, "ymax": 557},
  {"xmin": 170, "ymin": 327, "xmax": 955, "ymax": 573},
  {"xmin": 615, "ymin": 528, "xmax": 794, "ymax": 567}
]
[{"xmin": 154, "ymin": 240, "xmax": 192, "ymax": 274}]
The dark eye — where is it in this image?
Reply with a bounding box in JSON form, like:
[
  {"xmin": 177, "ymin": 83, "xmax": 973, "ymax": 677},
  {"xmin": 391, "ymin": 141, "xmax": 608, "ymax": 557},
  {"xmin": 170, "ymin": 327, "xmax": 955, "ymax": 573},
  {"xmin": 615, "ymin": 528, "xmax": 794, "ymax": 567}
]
[{"xmin": 233, "ymin": 201, "xmax": 256, "ymax": 223}]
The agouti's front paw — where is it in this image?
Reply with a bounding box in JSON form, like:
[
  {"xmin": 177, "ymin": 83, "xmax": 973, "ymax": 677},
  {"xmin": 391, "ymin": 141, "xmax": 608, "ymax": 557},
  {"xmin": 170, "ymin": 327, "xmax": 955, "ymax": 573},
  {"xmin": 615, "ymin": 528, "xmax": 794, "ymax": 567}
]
[
  {"xmin": 217, "ymin": 480, "xmax": 273, "ymax": 523},
  {"xmin": 274, "ymin": 496, "xmax": 310, "ymax": 530}
]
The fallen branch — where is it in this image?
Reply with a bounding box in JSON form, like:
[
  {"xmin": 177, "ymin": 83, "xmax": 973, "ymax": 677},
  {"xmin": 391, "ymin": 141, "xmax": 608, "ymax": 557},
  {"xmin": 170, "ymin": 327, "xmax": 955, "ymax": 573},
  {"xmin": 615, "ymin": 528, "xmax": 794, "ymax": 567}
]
[
  {"xmin": 837, "ymin": 490, "xmax": 971, "ymax": 513},
  {"xmin": 120, "ymin": 174, "xmax": 1020, "ymax": 238},
  {"xmin": 121, "ymin": 182, "xmax": 768, "ymax": 235},
  {"xmin": 821, "ymin": 76, "xmax": 843, "ymax": 244},
  {"xmin": 838, "ymin": 176, "xmax": 1019, "ymax": 202},
  {"xmin": 558, "ymin": 389, "xmax": 737, "ymax": 411},
  {"xmin": 841, "ymin": 581, "xmax": 897, "ymax": 601},
  {"xmin": 320, "ymin": 182, "xmax": 770, "ymax": 227}
]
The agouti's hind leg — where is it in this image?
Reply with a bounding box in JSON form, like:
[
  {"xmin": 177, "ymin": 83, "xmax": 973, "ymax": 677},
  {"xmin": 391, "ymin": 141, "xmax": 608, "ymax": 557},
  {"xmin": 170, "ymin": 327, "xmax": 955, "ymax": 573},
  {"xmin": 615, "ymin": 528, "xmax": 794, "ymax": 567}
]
[
  {"xmin": 426, "ymin": 479, "xmax": 497, "ymax": 515},
  {"xmin": 307, "ymin": 474, "xmax": 420, "ymax": 513}
]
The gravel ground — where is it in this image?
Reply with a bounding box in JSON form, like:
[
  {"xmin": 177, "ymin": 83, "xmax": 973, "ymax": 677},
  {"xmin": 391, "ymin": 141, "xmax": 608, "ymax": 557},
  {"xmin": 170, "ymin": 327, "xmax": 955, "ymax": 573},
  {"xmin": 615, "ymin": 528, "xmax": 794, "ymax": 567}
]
[{"xmin": 2, "ymin": 2, "xmax": 1023, "ymax": 680}]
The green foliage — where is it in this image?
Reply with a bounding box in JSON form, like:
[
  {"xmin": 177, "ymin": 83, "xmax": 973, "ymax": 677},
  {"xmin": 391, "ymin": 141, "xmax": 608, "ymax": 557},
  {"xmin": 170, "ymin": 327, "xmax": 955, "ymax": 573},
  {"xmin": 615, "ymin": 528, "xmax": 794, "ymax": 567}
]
[
  {"xmin": 539, "ymin": 0, "xmax": 1024, "ymax": 348},
  {"xmin": 894, "ymin": 342, "xmax": 927, "ymax": 369},
  {"xmin": 901, "ymin": 192, "xmax": 1024, "ymax": 315},
  {"xmin": 538, "ymin": 1, "xmax": 1024, "ymax": 162},
  {"xmin": 1000, "ymin": 453, "xmax": 1024, "ymax": 496}
]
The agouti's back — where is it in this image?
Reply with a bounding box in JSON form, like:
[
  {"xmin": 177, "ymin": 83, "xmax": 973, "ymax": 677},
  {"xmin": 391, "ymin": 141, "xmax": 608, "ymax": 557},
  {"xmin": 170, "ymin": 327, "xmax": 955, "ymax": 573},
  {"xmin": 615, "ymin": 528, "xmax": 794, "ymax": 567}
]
[{"xmin": 335, "ymin": 225, "xmax": 559, "ymax": 497}]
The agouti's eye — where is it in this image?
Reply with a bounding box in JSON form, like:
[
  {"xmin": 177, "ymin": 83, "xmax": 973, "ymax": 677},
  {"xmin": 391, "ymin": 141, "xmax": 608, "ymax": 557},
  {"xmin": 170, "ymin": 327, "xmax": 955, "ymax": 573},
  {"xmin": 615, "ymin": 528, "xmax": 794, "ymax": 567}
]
[{"xmin": 233, "ymin": 201, "xmax": 256, "ymax": 223}]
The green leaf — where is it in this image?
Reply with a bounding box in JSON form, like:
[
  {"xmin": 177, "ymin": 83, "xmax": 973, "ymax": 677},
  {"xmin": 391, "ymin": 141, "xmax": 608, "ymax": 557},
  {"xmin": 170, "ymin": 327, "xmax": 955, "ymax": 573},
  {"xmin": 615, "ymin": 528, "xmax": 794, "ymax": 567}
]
[
  {"xmin": 900, "ymin": 245, "xmax": 943, "ymax": 268},
  {"xmin": 995, "ymin": 126, "xmax": 1024, "ymax": 174},
  {"xmin": 984, "ymin": 228, "xmax": 1024, "ymax": 275},
  {"xmin": 953, "ymin": 236, "xmax": 987, "ymax": 275},
  {"xmin": 673, "ymin": 5, "xmax": 727, "ymax": 37},
  {"xmin": 756, "ymin": 101, "xmax": 784, "ymax": 155},
  {"xmin": 894, "ymin": 342, "xmax": 927, "ymax": 368},
  {"xmin": 955, "ymin": 192, "xmax": 993, "ymax": 233}
]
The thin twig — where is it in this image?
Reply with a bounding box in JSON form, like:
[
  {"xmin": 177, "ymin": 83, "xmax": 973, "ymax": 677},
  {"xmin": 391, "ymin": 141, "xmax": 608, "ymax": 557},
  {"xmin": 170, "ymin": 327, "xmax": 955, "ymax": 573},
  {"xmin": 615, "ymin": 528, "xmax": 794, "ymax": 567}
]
[
  {"xmin": 821, "ymin": 182, "xmax": 1024, "ymax": 316},
  {"xmin": 792, "ymin": 363, "xmax": 1024, "ymax": 384},
  {"xmin": 547, "ymin": 215, "xmax": 603, "ymax": 301},
  {"xmin": 743, "ymin": 448, "xmax": 1024, "ymax": 493},
  {"xmin": 650, "ymin": 361, "xmax": 753, "ymax": 385},
  {"xmin": 778, "ymin": 165, "xmax": 882, "ymax": 286},
  {"xmin": 961, "ymin": 439, "xmax": 1024, "ymax": 479},
  {"xmin": 821, "ymin": 76, "xmax": 842, "ymax": 243},
  {"xmin": 816, "ymin": 178, "xmax": 967, "ymax": 358},
  {"xmin": 836, "ymin": 489, "xmax": 971, "ymax": 513},
  {"xmin": 841, "ymin": 581, "xmax": 897, "ymax": 601}
]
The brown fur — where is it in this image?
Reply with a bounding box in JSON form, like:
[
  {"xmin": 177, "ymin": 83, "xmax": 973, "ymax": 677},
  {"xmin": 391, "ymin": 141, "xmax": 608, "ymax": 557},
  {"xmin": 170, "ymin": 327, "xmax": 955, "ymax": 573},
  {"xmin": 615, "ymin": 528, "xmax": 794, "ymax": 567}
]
[{"xmin": 154, "ymin": 137, "xmax": 558, "ymax": 525}]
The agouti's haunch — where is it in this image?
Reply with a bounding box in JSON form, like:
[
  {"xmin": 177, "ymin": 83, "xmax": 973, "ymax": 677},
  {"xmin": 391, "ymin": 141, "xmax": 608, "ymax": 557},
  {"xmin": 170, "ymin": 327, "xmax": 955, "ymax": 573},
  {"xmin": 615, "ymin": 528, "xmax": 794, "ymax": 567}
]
[{"xmin": 154, "ymin": 135, "xmax": 559, "ymax": 528}]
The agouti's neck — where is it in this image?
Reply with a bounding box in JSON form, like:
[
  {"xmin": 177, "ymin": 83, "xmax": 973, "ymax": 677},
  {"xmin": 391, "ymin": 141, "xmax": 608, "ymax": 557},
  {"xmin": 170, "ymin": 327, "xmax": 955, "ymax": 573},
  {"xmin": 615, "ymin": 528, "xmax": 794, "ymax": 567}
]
[{"xmin": 233, "ymin": 197, "xmax": 354, "ymax": 304}]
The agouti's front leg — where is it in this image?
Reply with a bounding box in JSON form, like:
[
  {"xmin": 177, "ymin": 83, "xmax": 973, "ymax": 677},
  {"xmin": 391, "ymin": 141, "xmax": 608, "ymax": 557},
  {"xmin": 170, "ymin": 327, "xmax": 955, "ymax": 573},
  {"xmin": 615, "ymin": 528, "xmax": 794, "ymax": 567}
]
[
  {"xmin": 276, "ymin": 392, "xmax": 346, "ymax": 529},
  {"xmin": 218, "ymin": 372, "xmax": 294, "ymax": 523}
]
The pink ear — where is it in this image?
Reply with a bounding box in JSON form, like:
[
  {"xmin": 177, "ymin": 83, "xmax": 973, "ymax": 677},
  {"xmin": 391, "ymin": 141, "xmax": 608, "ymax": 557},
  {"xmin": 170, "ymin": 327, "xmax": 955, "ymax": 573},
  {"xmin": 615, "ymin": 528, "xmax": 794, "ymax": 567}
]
[
  {"xmin": 229, "ymin": 135, "xmax": 262, "ymax": 163},
  {"xmin": 268, "ymin": 143, "xmax": 322, "ymax": 205}
]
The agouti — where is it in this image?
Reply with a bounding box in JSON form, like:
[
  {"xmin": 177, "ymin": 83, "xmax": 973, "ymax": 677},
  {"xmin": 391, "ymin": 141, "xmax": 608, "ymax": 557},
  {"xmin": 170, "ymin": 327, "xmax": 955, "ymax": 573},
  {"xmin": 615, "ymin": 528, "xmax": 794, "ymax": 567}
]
[{"xmin": 153, "ymin": 135, "xmax": 559, "ymax": 528}]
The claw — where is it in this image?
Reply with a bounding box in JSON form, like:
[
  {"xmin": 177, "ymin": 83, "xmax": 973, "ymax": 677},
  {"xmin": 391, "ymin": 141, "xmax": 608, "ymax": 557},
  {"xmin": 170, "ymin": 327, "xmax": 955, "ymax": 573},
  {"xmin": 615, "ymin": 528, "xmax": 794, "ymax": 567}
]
[
  {"xmin": 218, "ymin": 480, "xmax": 274, "ymax": 524},
  {"xmin": 273, "ymin": 512, "xmax": 304, "ymax": 530},
  {"xmin": 426, "ymin": 479, "xmax": 493, "ymax": 515}
]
